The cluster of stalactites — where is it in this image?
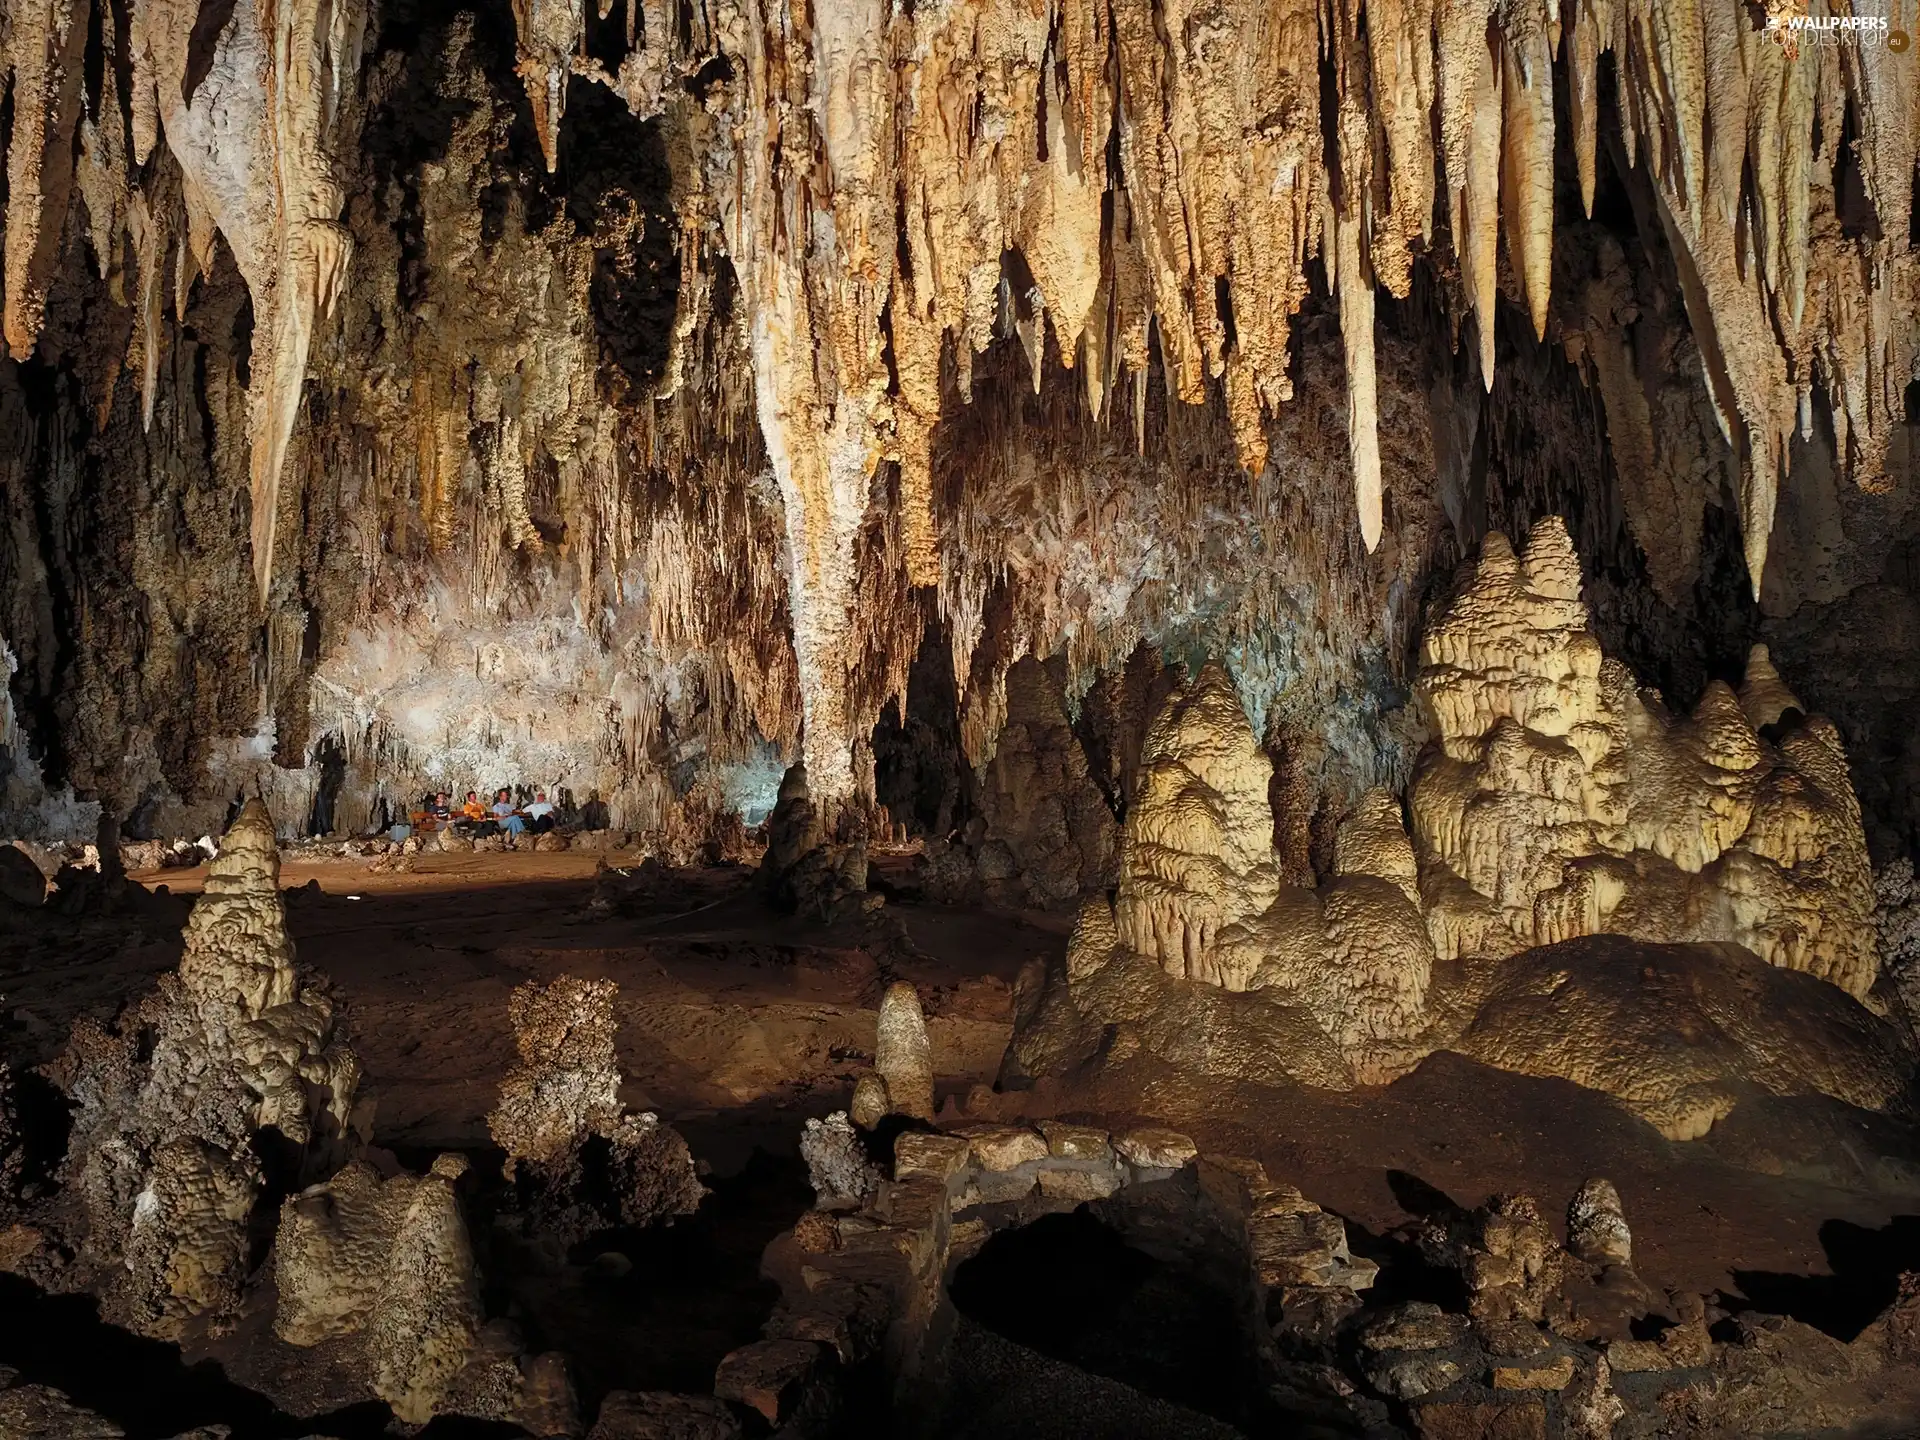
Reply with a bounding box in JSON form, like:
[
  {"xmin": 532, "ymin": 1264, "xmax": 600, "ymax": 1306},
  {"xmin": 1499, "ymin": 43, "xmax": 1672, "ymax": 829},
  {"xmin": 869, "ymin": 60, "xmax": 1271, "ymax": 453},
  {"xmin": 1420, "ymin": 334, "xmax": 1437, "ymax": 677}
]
[
  {"xmin": 523, "ymin": 0, "xmax": 1920, "ymax": 619},
  {"xmin": 498, "ymin": 0, "xmax": 1914, "ymax": 802},
  {"xmin": 1, "ymin": 0, "xmax": 369, "ymax": 601}
]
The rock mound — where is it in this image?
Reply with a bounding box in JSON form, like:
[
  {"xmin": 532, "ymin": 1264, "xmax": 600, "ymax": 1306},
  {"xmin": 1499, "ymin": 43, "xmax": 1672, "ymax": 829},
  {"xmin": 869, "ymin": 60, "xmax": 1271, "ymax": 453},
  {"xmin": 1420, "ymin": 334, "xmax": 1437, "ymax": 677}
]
[{"xmin": 1455, "ymin": 935, "xmax": 1914, "ymax": 1140}]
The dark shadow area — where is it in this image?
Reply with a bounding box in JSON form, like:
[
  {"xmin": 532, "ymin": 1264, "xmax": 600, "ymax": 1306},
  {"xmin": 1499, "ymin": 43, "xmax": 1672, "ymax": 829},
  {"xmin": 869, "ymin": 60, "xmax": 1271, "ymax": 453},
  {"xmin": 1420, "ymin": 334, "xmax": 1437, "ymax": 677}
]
[
  {"xmin": 6, "ymin": 1065, "xmax": 73, "ymax": 1192},
  {"xmin": 475, "ymin": 1146, "xmax": 809, "ymax": 1416},
  {"xmin": 1731, "ymin": 1214, "xmax": 1920, "ymax": 1342},
  {"xmin": 555, "ymin": 82, "xmax": 681, "ymax": 400},
  {"xmin": 872, "ymin": 622, "xmax": 969, "ymax": 840},
  {"xmin": 945, "ymin": 1206, "xmax": 1255, "ymax": 1432},
  {"xmin": 1384, "ymin": 1168, "xmax": 1460, "ymax": 1219}
]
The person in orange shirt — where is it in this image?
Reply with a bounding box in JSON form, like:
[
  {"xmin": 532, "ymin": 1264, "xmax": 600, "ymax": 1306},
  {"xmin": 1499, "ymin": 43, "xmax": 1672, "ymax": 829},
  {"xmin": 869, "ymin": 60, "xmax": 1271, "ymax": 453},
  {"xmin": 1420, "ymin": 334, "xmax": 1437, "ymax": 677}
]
[{"xmin": 461, "ymin": 791, "xmax": 489, "ymax": 823}]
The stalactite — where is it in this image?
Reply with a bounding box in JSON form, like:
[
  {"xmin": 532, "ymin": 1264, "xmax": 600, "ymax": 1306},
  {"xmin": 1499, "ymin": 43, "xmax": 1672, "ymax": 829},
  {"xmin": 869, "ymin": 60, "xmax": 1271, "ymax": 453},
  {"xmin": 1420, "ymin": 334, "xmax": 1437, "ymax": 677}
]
[
  {"xmin": 512, "ymin": 0, "xmax": 582, "ymax": 172},
  {"xmin": 2, "ymin": 0, "xmax": 90, "ymax": 356}
]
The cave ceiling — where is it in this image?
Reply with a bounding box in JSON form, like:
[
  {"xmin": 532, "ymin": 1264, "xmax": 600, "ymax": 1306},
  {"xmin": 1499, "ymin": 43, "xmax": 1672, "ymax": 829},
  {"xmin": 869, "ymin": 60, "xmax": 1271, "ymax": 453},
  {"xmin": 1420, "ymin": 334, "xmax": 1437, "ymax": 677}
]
[{"xmin": 0, "ymin": 0, "xmax": 1916, "ymax": 849}]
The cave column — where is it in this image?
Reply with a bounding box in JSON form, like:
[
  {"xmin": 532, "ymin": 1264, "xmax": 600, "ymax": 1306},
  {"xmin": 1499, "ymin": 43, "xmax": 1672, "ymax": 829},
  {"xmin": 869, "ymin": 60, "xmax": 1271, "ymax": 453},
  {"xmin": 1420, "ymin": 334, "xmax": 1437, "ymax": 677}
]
[{"xmin": 715, "ymin": 0, "xmax": 895, "ymax": 810}]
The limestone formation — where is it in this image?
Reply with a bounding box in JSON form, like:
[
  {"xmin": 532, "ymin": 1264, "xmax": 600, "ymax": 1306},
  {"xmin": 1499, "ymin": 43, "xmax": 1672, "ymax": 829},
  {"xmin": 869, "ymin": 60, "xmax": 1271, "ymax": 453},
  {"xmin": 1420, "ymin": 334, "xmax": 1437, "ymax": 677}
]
[
  {"xmin": 52, "ymin": 799, "xmax": 361, "ymax": 1336},
  {"xmin": 970, "ymin": 658, "xmax": 1119, "ymax": 910},
  {"xmin": 756, "ymin": 766, "xmax": 869, "ymax": 917},
  {"xmin": 1454, "ymin": 935, "xmax": 1913, "ymax": 1142},
  {"xmin": 274, "ymin": 1152, "xmax": 568, "ymax": 1428},
  {"xmin": 1242, "ymin": 787, "xmax": 1436, "ymax": 1084},
  {"xmin": 1418, "ymin": 1193, "xmax": 1565, "ymax": 1326},
  {"xmin": 1031, "ymin": 674, "xmax": 1437, "ymax": 1087},
  {"xmin": 848, "ymin": 1073, "xmax": 892, "ymax": 1133},
  {"xmin": 1413, "ymin": 519, "xmax": 1881, "ymax": 1000},
  {"xmin": 1013, "ymin": 521, "xmax": 1913, "ymax": 1132},
  {"xmin": 799, "ymin": 1112, "xmax": 880, "ymax": 1210},
  {"xmin": 487, "ymin": 977, "xmax": 703, "ymax": 1236},
  {"xmin": 1565, "ymin": 1180, "xmax": 1632, "ymax": 1267},
  {"xmin": 1876, "ymin": 859, "xmax": 1920, "ymax": 1037},
  {"xmin": 871, "ymin": 981, "xmax": 935, "ymax": 1124},
  {"xmin": 490, "ymin": 977, "xmax": 624, "ymax": 1179},
  {"xmin": 0, "ymin": 1371, "xmax": 124, "ymax": 1440},
  {"xmin": 3, "ymin": 0, "xmax": 1918, "ymax": 858},
  {"xmin": 1115, "ymin": 663, "xmax": 1281, "ymax": 985}
]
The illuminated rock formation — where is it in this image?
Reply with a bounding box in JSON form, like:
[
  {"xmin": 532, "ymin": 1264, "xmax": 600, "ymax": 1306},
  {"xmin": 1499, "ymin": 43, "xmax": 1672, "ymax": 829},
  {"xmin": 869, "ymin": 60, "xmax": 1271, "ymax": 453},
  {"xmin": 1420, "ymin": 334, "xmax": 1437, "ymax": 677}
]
[
  {"xmin": 488, "ymin": 977, "xmax": 704, "ymax": 1236},
  {"xmin": 1566, "ymin": 1178, "xmax": 1632, "ymax": 1267},
  {"xmin": 864, "ymin": 981, "xmax": 936, "ymax": 1125},
  {"xmin": 1048, "ymin": 669, "xmax": 1438, "ymax": 1085},
  {"xmin": 1114, "ymin": 664, "xmax": 1281, "ymax": 987},
  {"xmin": 1413, "ymin": 517, "xmax": 1881, "ymax": 999},
  {"xmin": 53, "ymin": 800, "xmax": 361, "ymax": 1336},
  {"xmin": 1012, "ymin": 518, "xmax": 1911, "ymax": 1130},
  {"xmin": 275, "ymin": 1152, "xmax": 569, "ymax": 1427},
  {"xmin": 4, "ymin": 0, "xmax": 373, "ymax": 596},
  {"xmin": 1454, "ymin": 935, "xmax": 1911, "ymax": 1141},
  {"xmin": 490, "ymin": 977, "xmax": 625, "ymax": 1180}
]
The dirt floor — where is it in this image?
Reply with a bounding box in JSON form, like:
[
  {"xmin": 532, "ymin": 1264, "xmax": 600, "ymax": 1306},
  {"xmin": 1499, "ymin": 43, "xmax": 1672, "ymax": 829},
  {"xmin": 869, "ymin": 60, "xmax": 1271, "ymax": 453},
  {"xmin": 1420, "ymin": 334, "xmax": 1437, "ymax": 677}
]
[{"xmin": 3, "ymin": 850, "xmax": 1917, "ymax": 1345}]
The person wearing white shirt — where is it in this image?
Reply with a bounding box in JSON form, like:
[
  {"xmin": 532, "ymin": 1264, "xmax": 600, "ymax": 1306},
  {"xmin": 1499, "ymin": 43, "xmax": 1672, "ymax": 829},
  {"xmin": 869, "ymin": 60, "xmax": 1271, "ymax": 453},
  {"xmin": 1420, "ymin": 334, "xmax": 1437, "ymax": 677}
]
[{"xmin": 523, "ymin": 791, "xmax": 557, "ymax": 834}]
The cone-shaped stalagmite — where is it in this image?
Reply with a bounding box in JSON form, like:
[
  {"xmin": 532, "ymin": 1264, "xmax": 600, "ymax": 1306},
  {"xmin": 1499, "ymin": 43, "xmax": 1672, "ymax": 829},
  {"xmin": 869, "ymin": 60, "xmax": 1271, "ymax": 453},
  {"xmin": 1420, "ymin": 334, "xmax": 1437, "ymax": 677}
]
[{"xmin": 875, "ymin": 981, "xmax": 935, "ymax": 1122}]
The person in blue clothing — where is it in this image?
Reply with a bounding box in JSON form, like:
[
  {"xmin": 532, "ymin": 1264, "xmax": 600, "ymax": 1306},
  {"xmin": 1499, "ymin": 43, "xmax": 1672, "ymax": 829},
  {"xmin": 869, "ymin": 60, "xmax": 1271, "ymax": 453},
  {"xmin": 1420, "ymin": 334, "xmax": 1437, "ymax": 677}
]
[{"xmin": 491, "ymin": 787, "xmax": 526, "ymax": 837}]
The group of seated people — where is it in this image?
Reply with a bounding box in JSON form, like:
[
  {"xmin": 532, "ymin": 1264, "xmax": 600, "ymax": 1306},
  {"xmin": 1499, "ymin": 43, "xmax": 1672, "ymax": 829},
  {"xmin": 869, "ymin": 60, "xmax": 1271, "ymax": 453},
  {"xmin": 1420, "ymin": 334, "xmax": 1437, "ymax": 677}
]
[{"xmin": 403, "ymin": 785, "xmax": 559, "ymax": 841}]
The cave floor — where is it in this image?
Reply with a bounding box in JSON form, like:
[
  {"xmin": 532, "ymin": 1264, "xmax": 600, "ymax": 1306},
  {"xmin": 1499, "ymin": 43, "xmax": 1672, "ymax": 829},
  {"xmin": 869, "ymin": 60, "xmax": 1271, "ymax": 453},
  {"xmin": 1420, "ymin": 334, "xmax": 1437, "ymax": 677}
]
[{"xmin": 4, "ymin": 853, "xmax": 1917, "ymax": 1338}]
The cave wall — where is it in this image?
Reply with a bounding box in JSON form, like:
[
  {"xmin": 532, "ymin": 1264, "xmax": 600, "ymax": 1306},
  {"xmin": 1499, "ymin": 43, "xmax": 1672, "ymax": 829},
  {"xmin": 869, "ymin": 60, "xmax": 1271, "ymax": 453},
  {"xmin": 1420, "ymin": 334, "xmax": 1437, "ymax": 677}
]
[{"xmin": 1, "ymin": 0, "xmax": 1917, "ymax": 855}]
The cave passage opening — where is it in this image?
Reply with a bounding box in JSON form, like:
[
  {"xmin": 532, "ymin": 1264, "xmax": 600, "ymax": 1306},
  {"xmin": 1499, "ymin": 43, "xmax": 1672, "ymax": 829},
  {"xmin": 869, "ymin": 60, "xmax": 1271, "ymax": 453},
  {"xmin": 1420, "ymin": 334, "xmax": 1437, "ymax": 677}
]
[{"xmin": 940, "ymin": 1201, "xmax": 1278, "ymax": 1438}]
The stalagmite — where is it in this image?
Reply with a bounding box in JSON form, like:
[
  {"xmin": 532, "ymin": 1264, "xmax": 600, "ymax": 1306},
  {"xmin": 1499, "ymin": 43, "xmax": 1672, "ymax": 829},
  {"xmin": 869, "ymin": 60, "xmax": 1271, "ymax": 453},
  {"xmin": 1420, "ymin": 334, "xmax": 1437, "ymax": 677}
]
[
  {"xmin": 1011, "ymin": 517, "xmax": 1911, "ymax": 1131},
  {"xmin": 1566, "ymin": 1178, "xmax": 1632, "ymax": 1266},
  {"xmin": 52, "ymin": 801, "xmax": 361, "ymax": 1336},
  {"xmin": 1114, "ymin": 664, "xmax": 1281, "ymax": 983},
  {"xmin": 874, "ymin": 982, "xmax": 935, "ymax": 1123},
  {"xmin": 1411, "ymin": 518, "xmax": 1881, "ymax": 999}
]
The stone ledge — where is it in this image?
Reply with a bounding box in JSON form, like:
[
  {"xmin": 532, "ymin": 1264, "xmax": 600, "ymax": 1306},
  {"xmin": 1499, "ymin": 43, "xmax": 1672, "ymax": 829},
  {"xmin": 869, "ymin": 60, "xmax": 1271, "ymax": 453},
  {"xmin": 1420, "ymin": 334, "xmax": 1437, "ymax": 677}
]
[{"xmin": 713, "ymin": 1339, "xmax": 821, "ymax": 1423}]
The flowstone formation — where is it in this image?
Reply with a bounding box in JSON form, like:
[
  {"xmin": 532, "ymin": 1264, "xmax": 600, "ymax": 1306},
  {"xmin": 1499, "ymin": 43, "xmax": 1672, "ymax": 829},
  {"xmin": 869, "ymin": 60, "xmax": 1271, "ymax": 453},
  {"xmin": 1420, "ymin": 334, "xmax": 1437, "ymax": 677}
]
[
  {"xmin": 486, "ymin": 976, "xmax": 704, "ymax": 1238},
  {"xmin": 274, "ymin": 1152, "xmax": 571, "ymax": 1428},
  {"xmin": 1455, "ymin": 934, "xmax": 1912, "ymax": 1141},
  {"xmin": 1413, "ymin": 517, "xmax": 1880, "ymax": 999},
  {"xmin": 1011, "ymin": 526, "xmax": 1915, "ymax": 1135},
  {"xmin": 1022, "ymin": 662, "xmax": 1436, "ymax": 1088},
  {"xmin": 52, "ymin": 799, "xmax": 361, "ymax": 1336}
]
